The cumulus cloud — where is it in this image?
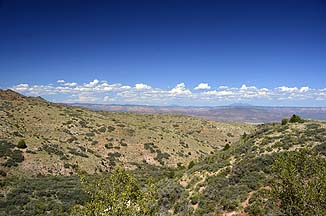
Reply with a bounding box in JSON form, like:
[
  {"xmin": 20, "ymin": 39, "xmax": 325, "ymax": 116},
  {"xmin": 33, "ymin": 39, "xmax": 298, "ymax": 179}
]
[
  {"xmin": 56, "ymin": 80, "xmax": 65, "ymax": 83},
  {"xmin": 277, "ymin": 86, "xmax": 299, "ymax": 93},
  {"xmin": 135, "ymin": 83, "xmax": 152, "ymax": 90},
  {"xmin": 85, "ymin": 79, "xmax": 99, "ymax": 87},
  {"xmin": 63, "ymin": 82, "xmax": 77, "ymax": 87},
  {"xmin": 169, "ymin": 83, "xmax": 191, "ymax": 96},
  {"xmin": 203, "ymin": 90, "xmax": 233, "ymax": 96},
  {"xmin": 299, "ymin": 86, "xmax": 310, "ymax": 93},
  {"xmin": 14, "ymin": 84, "xmax": 29, "ymax": 91},
  {"xmin": 8, "ymin": 79, "xmax": 326, "ymax": 106},
  {"xmin": 194, "ymin": 83, "xmax": 211, "ymax": 90}
]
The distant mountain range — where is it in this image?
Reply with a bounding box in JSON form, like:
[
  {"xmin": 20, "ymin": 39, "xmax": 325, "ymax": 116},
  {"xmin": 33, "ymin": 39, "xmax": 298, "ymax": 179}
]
[{"xmin": 70, "ymin": 103, "xmax": 326, "ymax": 123}]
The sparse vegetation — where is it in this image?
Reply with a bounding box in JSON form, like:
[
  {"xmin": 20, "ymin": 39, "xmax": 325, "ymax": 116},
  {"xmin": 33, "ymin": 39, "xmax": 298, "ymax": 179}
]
[{"xmin": 1, "ymin": 90, "xmax": 325, "ymax": 215}]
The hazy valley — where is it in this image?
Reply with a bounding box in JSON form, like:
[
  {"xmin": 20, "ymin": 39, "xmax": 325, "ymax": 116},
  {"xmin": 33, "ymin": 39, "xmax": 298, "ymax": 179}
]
[{"xmin": 73, "ymin": 103, "xmax": 326, "ymax": 123}]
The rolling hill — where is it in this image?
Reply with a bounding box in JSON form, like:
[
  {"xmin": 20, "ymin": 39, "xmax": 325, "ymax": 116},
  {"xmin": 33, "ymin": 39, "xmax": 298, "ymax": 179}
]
[{"xmin": 0, "ymin": 89, "xmax": 252, "ymax": 177}]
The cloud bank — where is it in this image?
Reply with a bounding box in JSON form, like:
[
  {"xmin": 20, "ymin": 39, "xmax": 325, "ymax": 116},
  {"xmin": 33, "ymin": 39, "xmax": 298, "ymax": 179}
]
[{"xmin": 9, "ymin": 79, "xmax": 326, "ymax": 106}]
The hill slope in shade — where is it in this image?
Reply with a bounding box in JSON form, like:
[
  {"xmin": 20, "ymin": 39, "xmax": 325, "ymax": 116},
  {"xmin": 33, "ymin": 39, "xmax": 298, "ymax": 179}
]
[{"xmin": 0, "ymin": 89, "xmax": 253, "ymax": 176}]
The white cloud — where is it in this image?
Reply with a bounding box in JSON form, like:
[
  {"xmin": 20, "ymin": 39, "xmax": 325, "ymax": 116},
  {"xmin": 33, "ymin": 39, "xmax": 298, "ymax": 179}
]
[
  {"xmin": 85, "ymin": 79, "xmax": 99, "ymax": 87},
  {"xmin": 57, "ymin": 80, "xmax": 65, "ymax": 83},
  {"xmin": 277, "ymin": 86, "xmax": 299, "ymax": 93},
  {"xmin": 13, "ymin": 84, "xmax": 29, "ymax": 91},
  {"xmin": 299, "ymin": 86, "xmax": 310, "ymax": 93},
  {"xmin": 240, "ymin": 84, "xmax": 257, "ymax": 91},
  {"xmin": 194, "ymin": 83, "xmax": 211, "ymax": 90},
  {"xmin": 135, "ymin": 83, "xmax": 152, "ymax": 90},
  {"xmin": 203, "ymin": 90, "xmax": 233, "ymax": 96},
  {"xmin": 63, "ymin": 82, "xmax": 77, "ymax": 87},
  {"xmin": 9, "ymin": 80, "xmax": 325, "ymax": 105},
  {"xmin": 169, "ymin": 83, "xmax": 191, "ymax": 96}
]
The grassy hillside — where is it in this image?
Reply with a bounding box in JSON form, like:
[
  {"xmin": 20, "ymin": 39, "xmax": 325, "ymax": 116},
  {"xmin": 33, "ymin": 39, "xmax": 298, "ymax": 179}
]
[
  {"xmin": 165, "ymin": 120, "xmax": 326, "ymax": 215},
  {"xmin": 0, "ymin": 89, "xmax": 252, "ymax": 177}
]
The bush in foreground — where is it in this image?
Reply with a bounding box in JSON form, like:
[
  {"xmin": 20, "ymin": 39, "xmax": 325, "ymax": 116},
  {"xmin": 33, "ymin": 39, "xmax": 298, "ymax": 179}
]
[
  {"xmin": 72, "ymin": 166, "xmax": 158, "ymax": 216},
  {"xmin": 272, "ymin": 150, "xmax": 326, "ymax": 216}
]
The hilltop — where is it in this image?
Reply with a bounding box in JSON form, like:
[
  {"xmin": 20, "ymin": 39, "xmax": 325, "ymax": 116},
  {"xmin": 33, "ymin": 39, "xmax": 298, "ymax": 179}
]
[{"xmin": 0, "ymin": 89, "xmax": 252, "ymax": 176}]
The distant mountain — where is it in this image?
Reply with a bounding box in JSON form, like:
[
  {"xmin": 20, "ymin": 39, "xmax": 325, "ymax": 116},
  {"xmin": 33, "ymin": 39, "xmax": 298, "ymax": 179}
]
[
  {"xmin": 70, "ymin": 103, "xmax": 326, "ymax": 123},
  {"xmin": 228, "ymin": 102, "xmax": 253, "ymax": 107}
]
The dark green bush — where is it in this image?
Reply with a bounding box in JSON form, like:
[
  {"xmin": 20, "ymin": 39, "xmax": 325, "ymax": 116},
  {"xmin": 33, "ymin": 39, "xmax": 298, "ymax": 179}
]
[
  {"xmin": 289, "ymin": 114, "xmax": 304, "ymax": 123},
  {"xmin": 188, "ymin": 161, "xmax": 195, "ymax": 169},
  {"xmin": 17, "ymin": 140, "xmax": 27, "ymax": 149},
  {"xmin": 281, "ymin": 118, "xmax": 288, "ymax": 125}
]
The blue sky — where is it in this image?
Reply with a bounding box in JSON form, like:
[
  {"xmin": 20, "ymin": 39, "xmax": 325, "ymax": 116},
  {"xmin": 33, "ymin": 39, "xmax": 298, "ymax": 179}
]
[{"xmin": 0, "ymin": 0, "xmax": 326, "ymax": 106}]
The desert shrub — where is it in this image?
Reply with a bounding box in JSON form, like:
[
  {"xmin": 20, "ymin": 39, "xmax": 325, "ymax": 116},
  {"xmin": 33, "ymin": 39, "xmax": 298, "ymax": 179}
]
[
  {"xmin": 67, "ymin": 136, "xmax": 77, "ymax": 143},
  {"xmin": 227, "ymin": 132, "xmax": 234, "ymax": 137},
  {"xmin": 306, "ymin": 123, "xmax": 320, "ymax": 130},
  {"xmin": 68, "ymin": 148, "xmax": 88, "ymax": 158},
  {"xmin": 85, "ymin": 132, "xmax": 95, "ymax": 137},
  {"xmin": 107, "ymin": 152, "xmax": 121, "ymax": 166},
  {"xmin": 188, "ymin": 160, "xmax": 195, "ymax": 169},
  {"xmin": 154, "ymin": 150, "xmax": 170, "ymax": 165},
  {"xmin": 281, "ymin": 118, "xmax": 288, "ymax": 125},
  {"xmin": 223, "ymin": 143, "xmax": 230, "ymax": 151},
  {"xmin": 271, "ymin": 150, "xmax": 326, "ymax": 216},
  {"xmin": 97, "ymin": 126, "xmax": 106, "ymax": 133},
  {"xmin": 0, "ymin": 140, "xmax": 15, "ymax": 157},
  {"xmin": 40, "ymin": 144, "xmax": 65, "ymax": 158},
  {"xmin": 0, "ymin": 170, "xmax": 6, "ymax": 177},
  {"xmin": 289, "ymin": 114, "xmax": 304, "ymax": 123},
  {"xmin": 72, "ymin": 167, "xmax": 158, "ymax": 216},
  {"xmin": 2, "ymin": 149, "xmax": 24, "ymax": 167},
  {"xmin": 0, "ymin": 176, "xmax": 88, "ymax": 215},
  {"xmin": 17, "ymin": 139, "xmax": 27, "ymax": 149},
  {"xmin": 91, "ymin": 141, "xmax": 98, "ymax": 145},
  {"xmin": 79, "ymin": 120, "xmax": 87, "ymax": 128},
  {"xmin": 107, "ymin": 126, "xmax": 115, "ymax": 132},
  {"xmin": 105, "ymin": 143, "xmax": 113, "ymax": 149},
  {"xmin": 157, "ymin": 178, "xmax": 185, "ymax": 212},
  {"xmin": 63, "ymin": 129, "xmax": 72, "ymax": 135},
  {"xmin": 314, "ymin": 142, "xmax": 326, "ymax": 156},
  {"xmin": 13, "ymin": 131, "xmax": 23, "ymax": 137},
  {"xmin": 144, "ymin": 143, "xmax": 156, "ymax": 153}
]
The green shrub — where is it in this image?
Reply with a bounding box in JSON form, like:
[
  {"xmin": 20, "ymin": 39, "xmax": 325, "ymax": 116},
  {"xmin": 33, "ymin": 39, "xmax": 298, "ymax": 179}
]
[
  {"xmin": 289, "ymin": 114, "xmax": 304, "ymax": 123},
  {"xmin": 272, "ymin": 150, "xmax": 326, "ymax": 216},
  {"xmin": 72, "ymin": 167, "xmax": 158, "ymax": 215},
  {"xmin": 281, "ymin": 118, "xmax": 288, "ymax": 125},
  {"xmin": 188, "ymin": 161, "xmax": 195, "ymax": 169},
  {"xmin": 223, "ymin": 144, "xmax": 230, "ymax": 151},
  {"xmin": 17, "ymin": 140, "xmax": 27, "ymax": 149}
]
